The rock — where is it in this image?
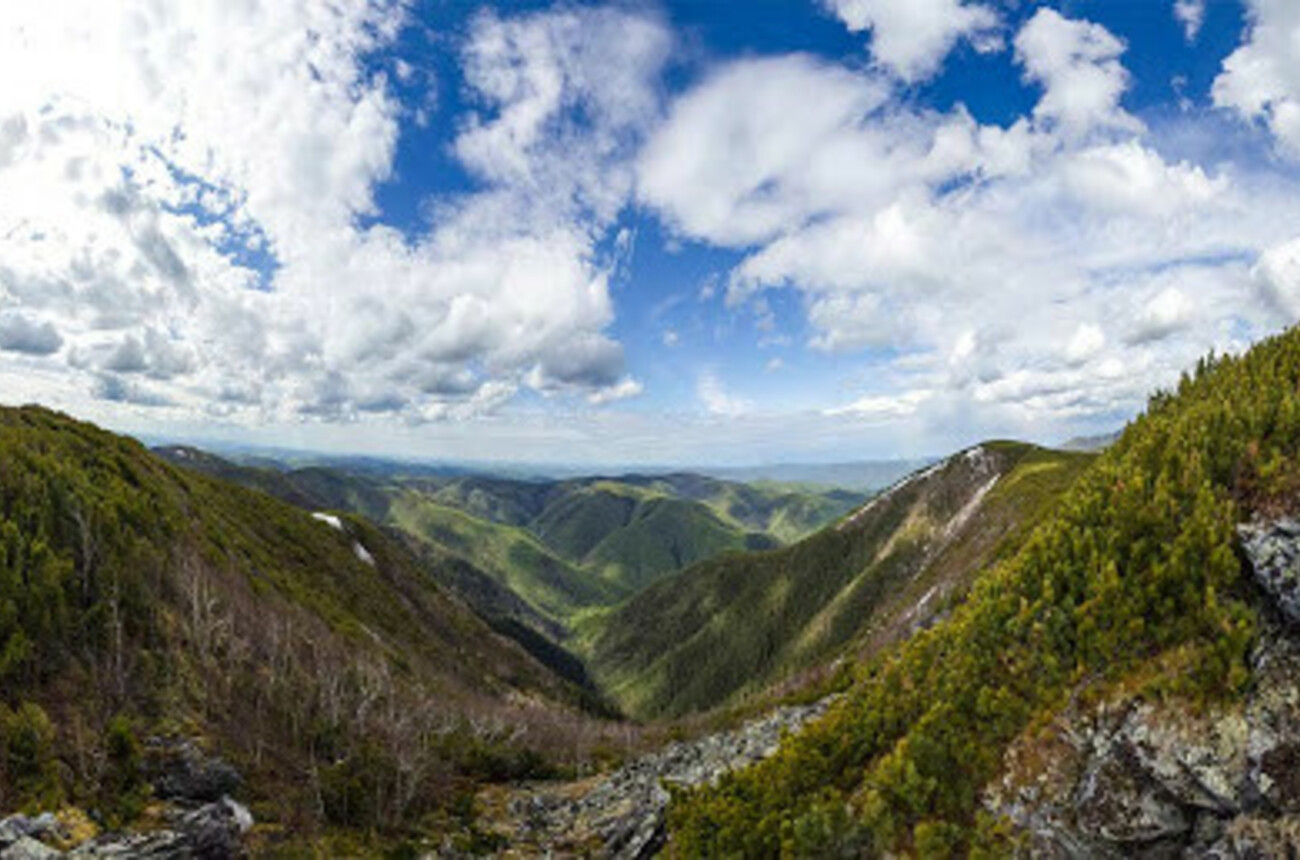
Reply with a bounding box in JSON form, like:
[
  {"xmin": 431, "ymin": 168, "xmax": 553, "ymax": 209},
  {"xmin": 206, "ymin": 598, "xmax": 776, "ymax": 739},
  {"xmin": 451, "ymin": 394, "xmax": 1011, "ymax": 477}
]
[
  {"xmin": 145, "ymin": 738, "xmax": 241, "ymax": 804},
  {"xmin": 0, "ymin": 815, "xmax": 60, "ymax": 851},
  {"xmin": 69, "ymin": 797, "xmax": 252, "ymax": 859},
  {"xmin": 1239, "ymin": 519, "xmax": 1300, "ymax": 626},
  {"xmin": 178, "ymin": 797, "xmax": 252, "ymax": 857},
  {"xmin": 500, "ymin": 697, "xmax": 836, "ymax": 858},
  {"xmin": 0, "ymin": 836, "xmax": 61, "ymax": 859},
  {"xmin": 984, "ymin": 524, "xmax": 1300, "ymax": 858}
]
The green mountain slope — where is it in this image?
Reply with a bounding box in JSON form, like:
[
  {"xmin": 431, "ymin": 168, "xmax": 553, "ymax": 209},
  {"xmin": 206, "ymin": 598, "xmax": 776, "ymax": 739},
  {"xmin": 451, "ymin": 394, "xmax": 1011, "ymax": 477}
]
[
  {"xmin": 0, "ymin": 408, "xmax": 606, "ymax": 841},
  {"xmin": 668, "ymin": 335, "xmax": 1300, "ymax": 855},
  {"xmin": 156, "ymin": 452, "xmax": 865, "ymax": 631},
  {"xmin": 586, "ymin": 442, "xmax": 1094, "ymax": 720},
  {"xmin": 387, "ymin": 493, "xmax": 627, "ymax": 626}
]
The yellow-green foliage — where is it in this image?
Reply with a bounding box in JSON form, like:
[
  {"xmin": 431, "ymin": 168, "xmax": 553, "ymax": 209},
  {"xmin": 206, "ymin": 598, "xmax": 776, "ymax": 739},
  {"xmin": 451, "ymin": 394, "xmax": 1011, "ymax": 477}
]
[{"xmin": 666, "ymin": 331, "xmax": 1300, "ymax": 855}]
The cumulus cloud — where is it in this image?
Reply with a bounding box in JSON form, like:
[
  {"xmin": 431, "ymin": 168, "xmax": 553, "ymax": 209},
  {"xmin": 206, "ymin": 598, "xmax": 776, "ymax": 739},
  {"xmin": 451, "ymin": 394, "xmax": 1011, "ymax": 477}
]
[
  {"xmin": 0, "ymin": 1, "xmax": 666, "ymax": 426},
  {"xmin": 1015, "ymin": 8, "xmax": 1142, "ymax": 141},
  {"xmin": 825, "ymin": 389, "xmax": 932, "ymax": 420},
  {"xmin": 822, "ymin": 0, "xmax": 1000, "ymax": 83},
  {"xmin": 0, "ymin": 315, "xmax": 63, "ymax": 356},
  {"xmin": 638, "ymin": 7, "xmax": 1300, "ymax": 434},
  {"xmin": 1214, "ymin": 0, "xmax": 1300, "ymax": 158},
  {"xmin": 1174, "ymin": 0, "xmax": 1207, "ymax": 43}
]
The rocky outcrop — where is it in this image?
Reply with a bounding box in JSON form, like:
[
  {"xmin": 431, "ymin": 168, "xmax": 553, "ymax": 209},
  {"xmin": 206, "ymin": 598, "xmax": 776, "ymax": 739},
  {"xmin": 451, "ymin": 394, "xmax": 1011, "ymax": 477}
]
[
  {"xmin": 494, "ymin": 698, "xmax": 835, "ymax": 858},
  {"xmin": 984, "ymin": 520, "xmax": 1300, "ymax": 857},
  {"xmin": 0, "ymin": 737, "xmax": 250, "ymax": 859},
  {"xmin": 144, "ymin": 738, "xmax": 242, "ymax": 805},
  {"xmin": 70, "ymin": 797, "xmax": 254, "ymax": 858},
  {"xmin": 0, "ymin": 800, "xmax": 252, "ymax": 860},
  {"xmin": 0, "ymin": 797, "xmax": 253, "ymax": 859},
  {"xmin": 1239, "ymin": 519, "xmax": 1300, "ymax": 625}
]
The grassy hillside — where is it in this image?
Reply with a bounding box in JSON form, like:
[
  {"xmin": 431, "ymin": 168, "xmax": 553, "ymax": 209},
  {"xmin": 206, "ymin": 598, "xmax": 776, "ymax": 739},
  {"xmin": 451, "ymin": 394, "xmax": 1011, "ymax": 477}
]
[
  {"xmin": 586, "ymin": 443, "xmax": 1095, "ymax": 720},
  {"xmin": 0, "ymin": 408, "xmax": 611, "ymax": 845},
  {"xmin": 667, "ymin": 335, "xmax": 1300, "ymax": 855},
  {"xmin": 157, "ymin": 453, "xmax": 864, "ymax": 631},
  {"xmin": 387, "ymin": 493, "xmax": 627, "ymax": 626}
]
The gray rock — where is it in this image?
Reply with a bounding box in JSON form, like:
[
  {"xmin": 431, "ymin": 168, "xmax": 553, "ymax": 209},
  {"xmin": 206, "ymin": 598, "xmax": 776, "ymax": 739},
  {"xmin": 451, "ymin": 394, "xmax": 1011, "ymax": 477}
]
[
  {"xmin": 0, "ymin": 836, "xmax": 61, "ymax": 860},
  {"xmin": 1239, "ymin": 520, "xmax": 1300, "ymax": 625},
  {"xmin": 504, "ymin": 697, "xmax": 836, "ymax": 858},
  {"xmin": 0, "ymin": 815, "xmax": 60, "ymax": 850},
  {"xmin": 145, "ymin": 739, "xmax": 241, "ymax": 805},
  {"xmin": 69, "ymin": 796, "xmax": 252, "ymax": 859}
]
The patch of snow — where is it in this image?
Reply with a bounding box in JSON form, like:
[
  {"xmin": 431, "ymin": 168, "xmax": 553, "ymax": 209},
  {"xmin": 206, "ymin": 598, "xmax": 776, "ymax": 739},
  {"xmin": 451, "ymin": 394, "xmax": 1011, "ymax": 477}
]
[
  {"xmin": 175, "ymin": 448, "xmax": 190, "ymax": 459},
  {"xmin": 353, "ymin": 542, "xmax": 375, "ymax": 566},
  {"xmin": 312, "ymin": 512, "xmax": 343, "ymax": 531}
]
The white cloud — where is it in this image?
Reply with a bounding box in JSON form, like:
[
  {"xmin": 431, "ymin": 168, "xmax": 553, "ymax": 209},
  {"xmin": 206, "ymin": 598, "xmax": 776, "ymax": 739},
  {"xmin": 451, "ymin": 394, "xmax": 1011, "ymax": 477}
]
[
  {"xmin": 0, "ymin": 315, "xmax": 63, "ymax": 356},
  {"xmin": 822, "ymin": 0, "xmax": 1000, "ymax": 83},
  {"xmin": 0, "ymin": 2, "xmax": 668, "ymax": 427},
  {"xmin": 638, "ymin": 7, "xmax": 1300, "ymax": 438},
  {"xmin": 638, "ymin": 55, "xmax": 896, "ymax": 247},
  {"xmin": 1130, "ymin": 286, "xmax": 1195, "ymax": 344},
  {"xmin": 1014, "ymin": 8, "xmax": 1142, "ymax": 141},
  {"xmin": 826, "ymin": 389, "xmax": 932, "ymax": 420},
  {"xmin": 1065, "ymin": 323, "xmax": 1106, "ymax": 365},
  {"xmin": 586, "ymin": 377, "xmax": 643, "ymax": 405},
  {"xmin": 1255, "ymin": 236, "xmax": 1300, "ymax": 320},
  {"xmin": 1174, "ymin": 0, "xmax": 1207, "ymax": 43},
  {"xmin": 1214, "ymin": 0, "xmax": 1300, "ymax": 158},
  {"xmin": 697, "ymin": 371, "xmax": 751, "ymax": 417}
]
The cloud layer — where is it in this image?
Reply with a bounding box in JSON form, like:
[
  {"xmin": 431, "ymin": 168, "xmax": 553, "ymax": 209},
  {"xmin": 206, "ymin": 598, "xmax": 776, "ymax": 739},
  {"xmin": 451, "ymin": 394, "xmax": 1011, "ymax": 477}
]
[
  {"xmin": 4, "ymin": 1, "xmax": 1300, "ymax": 462},
  {"xmin": 0, "ymin": 1, "xmax": 663, "ymax": 424}
]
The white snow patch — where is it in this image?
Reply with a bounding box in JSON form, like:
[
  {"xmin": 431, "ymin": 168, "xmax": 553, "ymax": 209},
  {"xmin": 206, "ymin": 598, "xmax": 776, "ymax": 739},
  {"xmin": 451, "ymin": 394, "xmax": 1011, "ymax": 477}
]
[
  {"xmin": 353, "ymin": 542, "xmax": 375, "ymax": 566},
  {"xmin": 312, "ymin": 512, "xmax": 343, "ymax": 531}
]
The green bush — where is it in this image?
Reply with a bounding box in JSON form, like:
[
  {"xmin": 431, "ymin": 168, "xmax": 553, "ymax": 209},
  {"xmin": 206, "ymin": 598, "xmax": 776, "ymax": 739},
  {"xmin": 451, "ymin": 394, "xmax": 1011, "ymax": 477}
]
[{"xmin": 1, "ymin": 702, "xmax": 62, "ymax": 810}]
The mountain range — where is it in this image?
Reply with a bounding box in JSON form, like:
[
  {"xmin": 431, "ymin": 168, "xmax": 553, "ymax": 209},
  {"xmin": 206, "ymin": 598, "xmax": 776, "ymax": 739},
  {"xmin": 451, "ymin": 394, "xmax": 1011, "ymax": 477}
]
[{"xmin": 7, "ymin": 331, "xmax": 1300, "ymax": 854}]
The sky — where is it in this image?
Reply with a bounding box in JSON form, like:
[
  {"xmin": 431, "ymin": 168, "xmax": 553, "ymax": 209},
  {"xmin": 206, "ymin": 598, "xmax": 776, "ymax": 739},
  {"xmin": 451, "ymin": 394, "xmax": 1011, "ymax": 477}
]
[{"xmin": 3, "ymin": 0, "xmax": 1300, "ymax": 467}]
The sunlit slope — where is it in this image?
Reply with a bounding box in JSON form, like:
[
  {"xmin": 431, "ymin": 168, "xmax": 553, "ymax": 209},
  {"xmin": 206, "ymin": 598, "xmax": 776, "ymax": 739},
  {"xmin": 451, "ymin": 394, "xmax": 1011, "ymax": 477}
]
[
  {"xmin": 586, "ymin": 442, "xmax": 1094, "ymax": 719},
  {"xmin": 669, "ymin": 336, "xmax": 1300, "ymax": 855}
]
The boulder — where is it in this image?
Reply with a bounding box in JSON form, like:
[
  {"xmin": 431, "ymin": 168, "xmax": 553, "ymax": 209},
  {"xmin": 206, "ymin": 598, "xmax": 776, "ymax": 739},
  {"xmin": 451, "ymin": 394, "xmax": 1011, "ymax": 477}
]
[
  {"xmin": 0, "ymin": 837, "xmax": 61, "ymax": 860},
  {"xmin": 1239, "ymin": 519, "xmax": 1300, "ymax": 626},
  {"xmin": 145, "ymin": 739, "xmax": 241, "ymax": 805}
]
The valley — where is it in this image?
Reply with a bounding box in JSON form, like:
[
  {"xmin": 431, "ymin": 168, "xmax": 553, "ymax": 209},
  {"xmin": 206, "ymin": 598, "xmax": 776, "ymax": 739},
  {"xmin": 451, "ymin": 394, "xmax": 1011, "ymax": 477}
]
[{"xmin": 11, "ymin": 330, "xmax": 1300, "ymax": 855}]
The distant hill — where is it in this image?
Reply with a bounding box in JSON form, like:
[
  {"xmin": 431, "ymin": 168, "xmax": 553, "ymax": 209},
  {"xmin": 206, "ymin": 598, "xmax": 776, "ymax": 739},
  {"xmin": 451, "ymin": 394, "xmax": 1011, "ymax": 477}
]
[
  {"xmin": 1059, "ymin": 430, "xmax": 1121, "ymax": 452},
  {"xmin": 154, "ymin": 450, "xmax": 866, "ymax": 635},
  {"xmin": 585, "ymin": 442, "xmax": 1096, "ymax": 719},
  {"xmin": 700, "ymin": 459, "xmax": 932, "ymax": 490}
]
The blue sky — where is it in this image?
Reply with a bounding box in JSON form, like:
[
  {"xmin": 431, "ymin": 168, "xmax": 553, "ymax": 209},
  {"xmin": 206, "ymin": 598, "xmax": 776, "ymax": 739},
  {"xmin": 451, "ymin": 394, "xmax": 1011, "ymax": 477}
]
[{"xmin": 3, "ymin": 0, "xmax": 1300, "ymax": 466}]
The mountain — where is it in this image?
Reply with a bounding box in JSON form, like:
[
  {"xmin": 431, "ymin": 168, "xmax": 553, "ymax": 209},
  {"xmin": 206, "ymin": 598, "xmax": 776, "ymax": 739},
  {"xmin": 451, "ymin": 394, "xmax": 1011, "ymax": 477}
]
[
  {"xmin": 586, "ymin": 442, "xmax": 1095, "ymax": 719},
  {"xmin": 154, "ymin": 451, "xmax": 864, "ymax": 630},
  {"xmin": 0, "ymin": 408, "xmax": 611, "ymax": 847},
  {"xmin": 667, "ymin": 334, "xmax": 1300, "ymax": 856},
  {"xmin": 387, "ymin": 492, "xmax": 627, "ymax": 624},
  {"xmin": 700, "ymin": 459, "xmax": 933, "ymax": 491},
  {"xmin": 1059, "ymin": 430, "xmax": 1121, "ymax": 452}
]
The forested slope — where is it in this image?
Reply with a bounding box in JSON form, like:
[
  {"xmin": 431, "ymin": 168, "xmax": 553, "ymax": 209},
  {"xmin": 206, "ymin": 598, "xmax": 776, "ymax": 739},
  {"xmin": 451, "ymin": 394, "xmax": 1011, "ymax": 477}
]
[
  {"xmin": 668, "ymin": 333, "xmax": 1300, "ymax": 855},
  {"xmin": 0, "ymin": 408, "xmax": 611, "ymax": 847}
]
